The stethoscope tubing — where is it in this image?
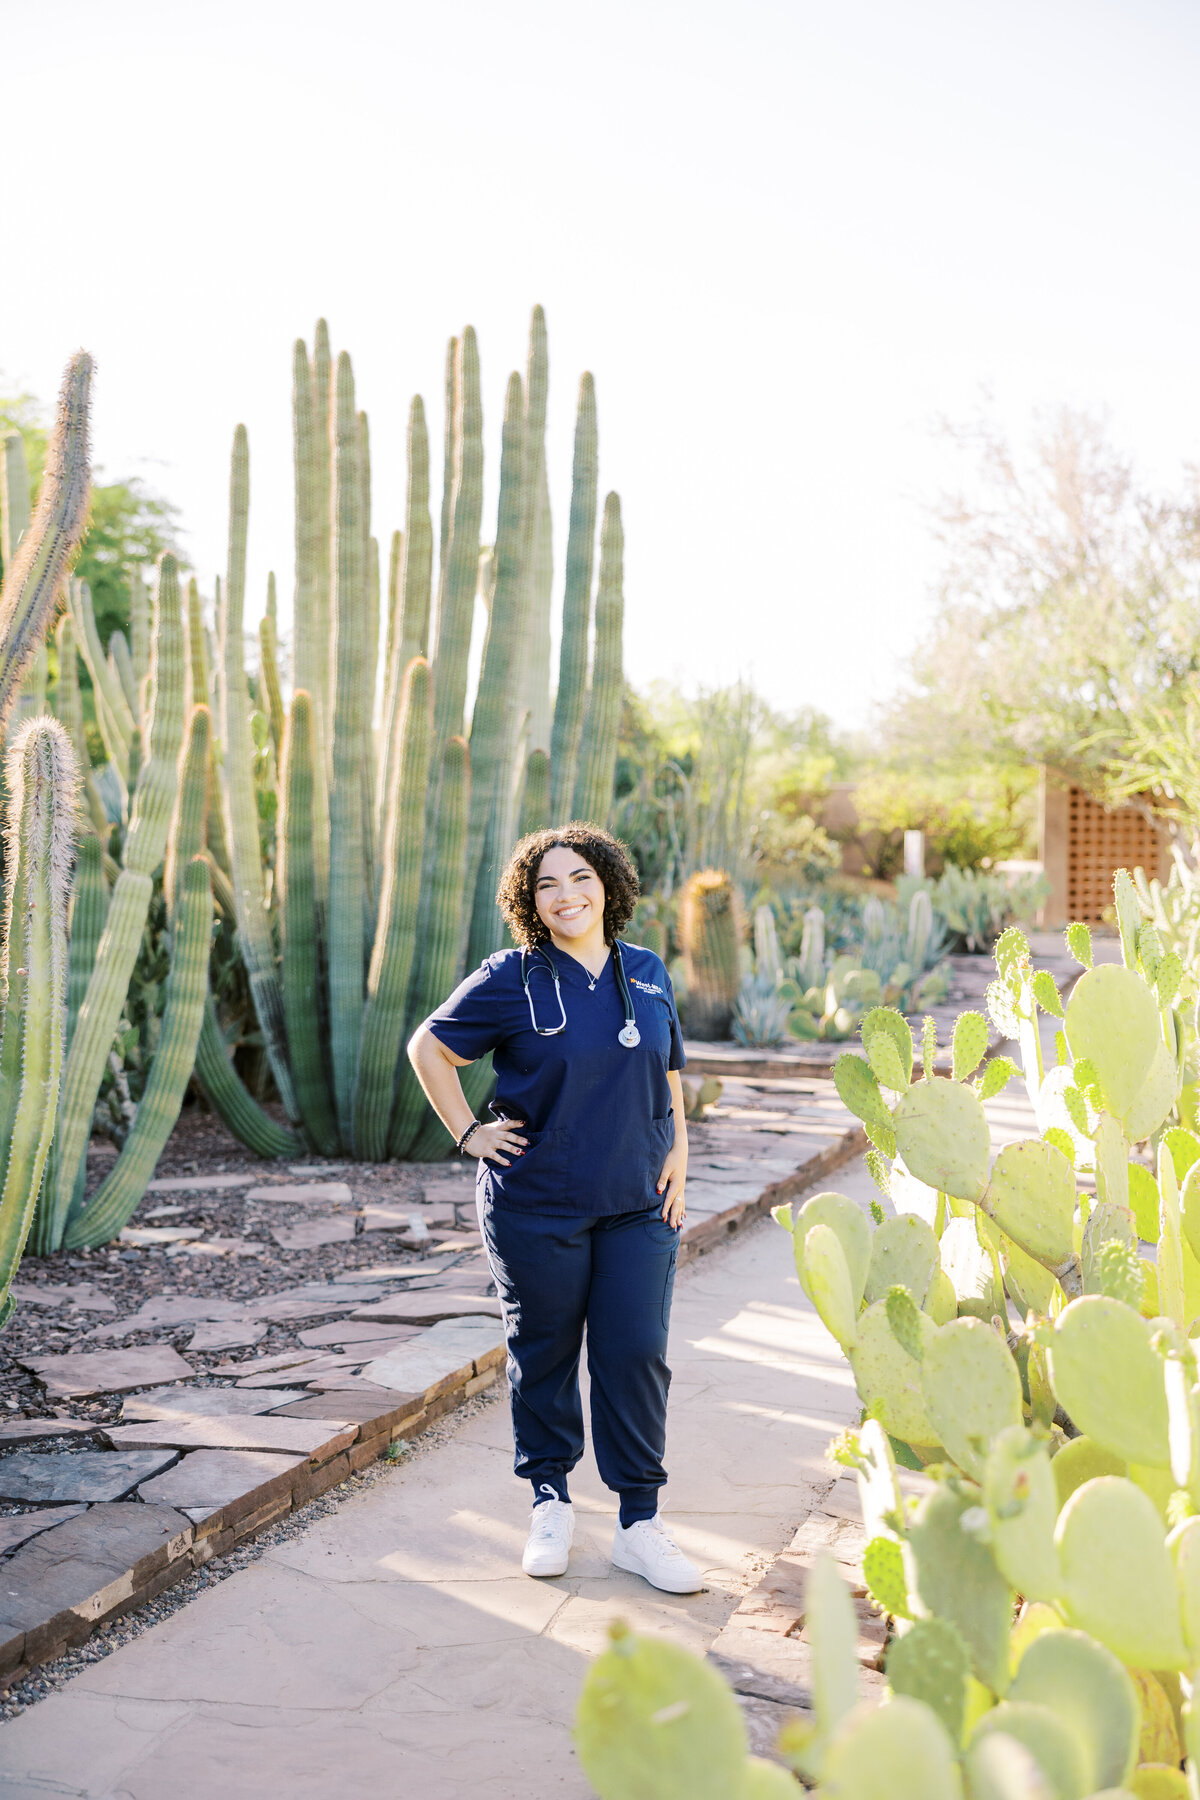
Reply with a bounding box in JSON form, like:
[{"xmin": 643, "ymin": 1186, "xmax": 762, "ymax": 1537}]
[{"xmin": 521, "ymin": 939, "xmax": 639, "ymax": 1044}]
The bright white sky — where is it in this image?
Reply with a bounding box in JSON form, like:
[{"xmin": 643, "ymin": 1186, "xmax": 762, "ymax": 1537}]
[{"xmin": 6, "ymin": 0, "xmax": 1200, "ymax": 728}]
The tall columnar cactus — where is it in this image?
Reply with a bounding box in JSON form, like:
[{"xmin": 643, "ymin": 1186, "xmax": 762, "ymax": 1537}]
[
  {"xmin": 259, "ymin": 574, "xmax": 285, "ymax": 760},
  {"xmin": 40, "ymin": 553, "xmax": 188, "ymax": 1248},
  {"xmin": 0, "ymin": 430, "xmax": 32, "ymax": 571},
  {"xmin": 390, "ymin": 735, "xmax": 469, "ymax": 1158},
  {"xmin": 218, "ymin": 428, "xmax": 298, "ymax": 1123},
  {"xmin": 182, "ymin": 311, "xmax": 625, "ymax": 1168},
  {"xmin": 0, "ymin": 720, "xmax": 78, "ymax": 1320},
  {"xmin": 65, "ymin": 856, "xmax": 213, "ymax": 1249},
  {"xmin": 353, "ymin": 658, "xmax": 432, "ymax": 1158},
  {"xmin": 378, "ymin": 395, "xmax": 432, "ymax": 836},
  {"xmin": 465, "ymin": 371, "xmax": 532, "ymax": 968},
  {"xmin": 572, "ymin": 491, "xmax": 624, "ymax": 826},
  {"xmin": 64, "ymin": 834, "xmax": 108, "ymax": 1055},
  {"xmin": 278, "ymin": 690, "xmax": 338, "ymax": 1156},
  {"xmin": 430, "ymin": 327, "xmax": 484, "ymax": 751},
  {"xmin": 518, "ymin": 747, "xmax": 550, "ymax": 838},
  {"xmin": 0, "ymin": 354, "xmax": 92, "ymax": 735},
  {"xmin": 679, "ymin": 867, "xmax": 743, "ymax": 1039},
  {"xmin": 549, "ymin": 373, "xmax": 598, "ymax": 821},
  {"xmin": 327, "ymin": 353, "xmax": 368, "ymax": 1139}
]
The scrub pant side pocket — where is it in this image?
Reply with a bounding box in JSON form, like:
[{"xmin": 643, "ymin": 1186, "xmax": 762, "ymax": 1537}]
[{"xmin": 642, "ymin": 1204, "xmax": 680, "ymax": 1329}]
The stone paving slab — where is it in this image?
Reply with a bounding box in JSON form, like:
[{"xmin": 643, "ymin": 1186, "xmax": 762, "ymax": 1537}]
[
  {"xmin": 122, "ymin": 1387, "xmax": 307, "ymax": 1421},
  {"xmin": 9, "ymin": 1281, "xmax": 116, "ymax": 1313},
  {"xmin": 0, "ymin": 1449, "xmax": 180, "ymax": 1504},
  {"xmin": 185, "ymin": 1319, "xmax": 267, "ymax": 1353},
  {"xmin": 19, "ymin": 1346, "xmax": 196, "ymax": 1399},
  {"xmin": 145, "ymin": 1174, "xmax": 255, "ymax": 1193},
  {"xmin": 0, "ymin": 1503, "xmax": 192, "ymax": 1671},
  {"xmin": 361, "ymin": 1317, "xmax": 505, "ymax": 1399},
  {"xmin": 269, "ymin": 1216, "xmax": 357, "ymax": 1250},
  {"xmin": 349, "ymin": 1292, "xmax": 504, "ymax": 1326},
  {"xmin": 103, "ymin": 1417, "xmax": 357, "ymax": 1460},
  {"xmin": 0, "ymin": 1505, "xmax": 87, "ymax": 1557},
  {"xmin": 244, "ymin": 1182, "xmax": 354, "ymax": 1205},
  {"xmin": 0, "ymin": 1418, "xmax": 104, "ymax": 1447},
  {"xmin": 299, "ymin": 1319, "xmax": 424, "ymax": 1347},
  {"xmin": 137, "ymin": 1450, "xmax": 307, "ymax": 1511}
]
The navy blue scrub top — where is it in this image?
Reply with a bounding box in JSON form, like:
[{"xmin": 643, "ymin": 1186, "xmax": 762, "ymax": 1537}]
[{"xmin": 425, "ymin": 940, "xmax": 686, "ymax": 1216}]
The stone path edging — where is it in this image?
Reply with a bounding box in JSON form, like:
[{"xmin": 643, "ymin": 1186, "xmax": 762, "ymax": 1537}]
[{"xmin": 0, "ymin": 1107, "xmax": 868, "ymax": 1698}]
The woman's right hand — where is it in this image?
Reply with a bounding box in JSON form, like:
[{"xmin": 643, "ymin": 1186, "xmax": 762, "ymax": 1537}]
[{"xmin": 465, "ymin": 1119, "xmax": 528, "ymax": 1166}]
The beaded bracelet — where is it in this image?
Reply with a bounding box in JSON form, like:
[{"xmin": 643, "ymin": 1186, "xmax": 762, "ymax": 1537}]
[{"xmin": 456, "ymin": 1119, "xmax": 483, "ymax": 1155}]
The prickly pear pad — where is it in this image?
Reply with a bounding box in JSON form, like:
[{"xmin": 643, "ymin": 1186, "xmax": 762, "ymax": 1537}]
[
  {"xmin": 885, "ymin": 1617, "xmax": 969, "ymax": 1745},
  {"xmin": 1048, "ymin": 1297, "xmax": 1170, "ymax": 1468},
  {"xmin": 1167, "ymin": 1514, "xmax": 1200, "ymax": 1655},
  {"xmin": 804, "ymin": 1223, "xmax": 860, "ymax": 1351},
  {"xmin": 574, "ymin": 1620, "xmax": 748, "ymax": 1799},
  {"xmin": 1055, "ymin": 1476, "xmax": 1189, "ymax": 1669},
  {"xmin": 848, "ymin": 1300, "xmax": 939, "ymax": 1447},
  {"xmin": 939, "ymin": 1215, "xmax": 1006, "ymax": 1322},
  {"xmin": 793, "ymin": 1191, "xmax": 871, "ymax": 1308},
  {"xmin": 892, "ymin": 1077, "xmax": 990, "ymax": 1203},
  {"xmin": 853, "ymin": 1419, "xmax": 905, "ymax": 1541},
  {"xmin": 863, "ymin": 1212, "xmax": 939, "ymax": 1307},
  {"xmin": 983, "ymin": 1426, "xmax": 1061, "ymax": 1602},
  {"xmin": 920, "ymin": 1318, "xmax": 1023, "ymax": 1482},
  {"xmin": 833, "ymin": 1054, "xmax": 896, "ymax": 1156},
  {"xmin": 1064, "ymin": 965, "xmax": 1161, "ymax": 1124},
  {"xmin": 818, "ymin": 1696, "xmax": 961, "ymax": 1800},
  {"xmin": 861, "ymin": 1006, "xmax": 914, "ymax": 1087},
  {"xmin": 970, "ymin": 1701, "xmax": 1088, "ymax": 1798},
  {"xmin": 907, "ymin": 1483, "xmax": 1014, "ymax": 1695},
  {"xmin": 982, "ymin": 1137, "xmax": 1075, "ymax": 1269},
  {"xmin": 1009, "ymin": 1629, "xmax": 1139, "ymax": 1792}
]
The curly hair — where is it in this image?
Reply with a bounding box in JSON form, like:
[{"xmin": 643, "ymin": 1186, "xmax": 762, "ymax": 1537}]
[{"xmin": 497, "ymin": 822, "xmax": 641, "ymax": 949}]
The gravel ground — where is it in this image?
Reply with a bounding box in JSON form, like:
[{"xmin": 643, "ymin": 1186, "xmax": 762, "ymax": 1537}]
[
  {"xmin": 0, "ymin": 1380, "xmax": 507, "ymax": 1722},
  {"xmin": 2, "ymin": 1100, "xmax": 471, "ymax": 1424}
]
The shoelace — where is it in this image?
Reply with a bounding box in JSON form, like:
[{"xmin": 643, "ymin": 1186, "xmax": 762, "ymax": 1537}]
[
  {"xmin": 529, "ymin": 1506, "xmax": 566, "ymax": 1541},
  {"xmin": 637, "ymin": 1519, "xmax": 687, "ymax": 1559}
]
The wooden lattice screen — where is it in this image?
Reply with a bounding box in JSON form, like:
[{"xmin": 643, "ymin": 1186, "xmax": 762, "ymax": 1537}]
[
  {"xmin": 1064, "ymin": 787, "xmax": 1169, "ymax": 923},
  {"xmin": 1040, "ymin": 774, "xmax": 1173, "ymax": 926}
]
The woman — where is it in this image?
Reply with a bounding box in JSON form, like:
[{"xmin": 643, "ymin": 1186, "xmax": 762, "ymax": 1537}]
[{"xmin": 407, "ymin": 822, "xmax": 702, "ymax": 1594}]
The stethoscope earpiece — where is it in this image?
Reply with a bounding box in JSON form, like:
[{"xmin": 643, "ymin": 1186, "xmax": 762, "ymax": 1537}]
[{"xmin": 521, "ymin": 941, "xmax": 640, "ymax": 1048}]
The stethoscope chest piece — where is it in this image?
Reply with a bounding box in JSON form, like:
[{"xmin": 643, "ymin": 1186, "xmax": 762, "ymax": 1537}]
[{"xmin": 619, "ymin": 1022, "xmax": 641, "ymax": 1048}]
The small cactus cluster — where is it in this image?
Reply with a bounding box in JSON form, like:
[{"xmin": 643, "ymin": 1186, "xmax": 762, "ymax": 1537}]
[
  {"xmin": 679, "ymin": 868, "xmax": 744, "ymax": 1040},
  {"xmin": 764, "ymin": 868, "xmax": 1200, "ymax": 1793}
]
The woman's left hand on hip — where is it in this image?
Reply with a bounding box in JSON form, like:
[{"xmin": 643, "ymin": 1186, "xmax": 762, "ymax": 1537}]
[{"xmin": 657, "ymin": 1148, "xmax": 687, "ymax": 1230}]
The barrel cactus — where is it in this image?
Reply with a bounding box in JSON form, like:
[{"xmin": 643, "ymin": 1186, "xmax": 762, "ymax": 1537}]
[{"xmin": 678, "ymin": 868, "xmax": 743, "ymax": 1039}]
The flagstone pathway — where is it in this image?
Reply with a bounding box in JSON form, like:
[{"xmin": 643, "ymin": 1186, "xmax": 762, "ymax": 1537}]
[{"xmin": 0, "ymin": 1165, "xmax": 874, "ymax": 1797}]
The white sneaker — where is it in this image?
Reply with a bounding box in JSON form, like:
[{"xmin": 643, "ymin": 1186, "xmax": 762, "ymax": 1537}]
[
  {"xmin": 611, "ymin": 1515, "xmax": 704, "ymax": 1593},
  {"xmin": 522, "ymin": 1499, "xmax": 574, "ymax": 1577}
]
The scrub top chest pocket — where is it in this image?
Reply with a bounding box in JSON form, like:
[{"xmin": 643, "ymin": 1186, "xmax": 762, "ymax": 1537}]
[{"xmin": 426, "ymin": 941, "xmax": 686, "ymax": 1219}]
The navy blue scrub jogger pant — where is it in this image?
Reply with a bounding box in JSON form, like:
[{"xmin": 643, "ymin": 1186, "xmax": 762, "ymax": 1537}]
[{"xmin": 480, "ymin": 1199, "xmax": 679, "ymax": 1527}]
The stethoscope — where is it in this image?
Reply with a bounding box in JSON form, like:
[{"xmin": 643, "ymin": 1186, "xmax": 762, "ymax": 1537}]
[{"xmin": 520, "ymin": 939, "xmax": 641, "ymax": 1048}]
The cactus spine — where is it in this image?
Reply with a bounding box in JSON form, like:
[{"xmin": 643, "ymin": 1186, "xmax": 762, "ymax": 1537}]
[
  {"xmin": 65, "ymin": 856, "xmax": 212, "ymax": 1248},
  {"xmin": 549, "ymin": 373, "xmax": 598, "ymax": 820},
  {"xmin": 353, "ymin": 657, "xmax": 432, "ymax": 1157},
  {"xmin": 572, "ymin": 491, "xmax": 624, "ymax": 825},
  {"xmin": 679, "ymin": 868, "xmax": 743, "ymax": 1039},
  {"xmin": 278, "ymin": 690, "xmax": 338, "ymax": 1155},
  {"xmin": 0, "ymin": 355, "xmax": 92, "ymax": 735},
  {"xmin": 0, "ymin": 720, "xmax": 78, "ymax": 1317}
]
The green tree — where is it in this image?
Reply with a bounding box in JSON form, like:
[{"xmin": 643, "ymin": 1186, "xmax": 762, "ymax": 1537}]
[{"xmin": 882, "ymin": 406, "xmax": 1200, "ymax": 795}]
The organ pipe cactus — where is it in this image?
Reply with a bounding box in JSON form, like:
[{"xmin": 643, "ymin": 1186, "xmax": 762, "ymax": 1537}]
[
  {"xmin": 572, "ymin": 490, "xmax": 624, "ymax": 826},
  {"xmin": 198, "ymin": 311, "xmax": 626, "ymax": 1163}
]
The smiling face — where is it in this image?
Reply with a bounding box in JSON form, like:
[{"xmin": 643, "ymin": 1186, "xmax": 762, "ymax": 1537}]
[{"xmin": 534, "ymin": 845, "xmax": 607, "ymax": 947}]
